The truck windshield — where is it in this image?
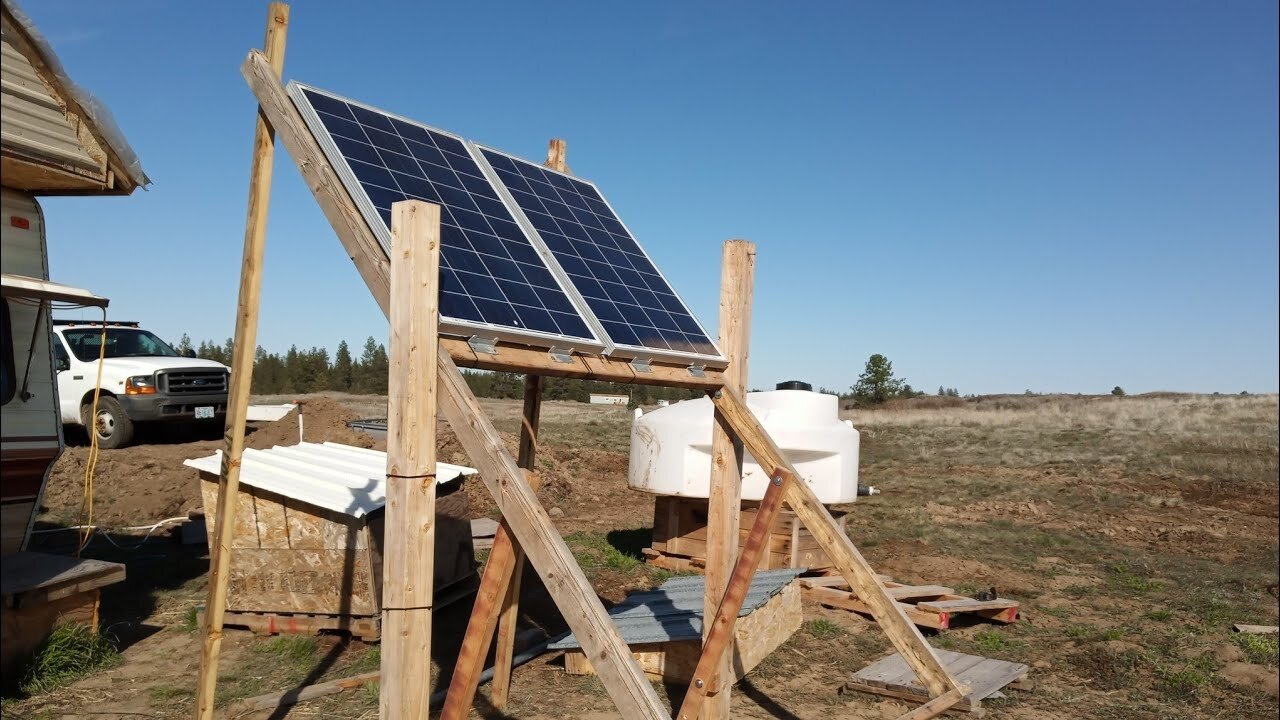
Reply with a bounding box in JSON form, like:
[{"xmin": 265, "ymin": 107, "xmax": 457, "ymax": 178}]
[{"xmin": 61, "ymin": 328, "xmax": 181, "ymax": 362}]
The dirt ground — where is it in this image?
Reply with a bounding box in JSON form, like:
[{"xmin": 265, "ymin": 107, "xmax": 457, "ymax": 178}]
[{"xmin": 4, "ymin": 392, "xmax": 1277, "ymax": 719}]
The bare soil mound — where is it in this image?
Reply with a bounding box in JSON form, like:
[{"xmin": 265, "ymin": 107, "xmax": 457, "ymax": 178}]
[{"xmin": 42, "ymin": 398, "xmax": 376, "ymax": 529}]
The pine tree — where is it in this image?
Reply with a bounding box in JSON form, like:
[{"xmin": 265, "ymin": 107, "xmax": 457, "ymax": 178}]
[
  {"xmin": 332, "ymin": 340, "xmax": 353, "ymax": 391},
  {"xmin": 851, "ymin": 354, "xmax": 906, "ymax": 405}
]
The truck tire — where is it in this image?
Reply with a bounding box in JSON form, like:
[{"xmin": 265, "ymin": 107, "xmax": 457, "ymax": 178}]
[{"xmin": 83, "ymin": 396, "xmax": 135, "ymax": 449}]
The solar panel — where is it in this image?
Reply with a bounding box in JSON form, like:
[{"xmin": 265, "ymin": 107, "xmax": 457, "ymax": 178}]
[
  {"xmin": 288, "ymin": 83, "xmax": 602, "ymax": 350},
  {"xmin": 476, "ymin": 148, "xmax": 722, "ymax": 363}
]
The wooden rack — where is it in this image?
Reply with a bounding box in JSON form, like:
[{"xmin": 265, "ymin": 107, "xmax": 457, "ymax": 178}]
[{"xmin": 198, "ymin": 7, "xmax": 970, "ymax": 717}]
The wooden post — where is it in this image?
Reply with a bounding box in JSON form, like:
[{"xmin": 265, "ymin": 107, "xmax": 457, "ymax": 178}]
[
  {"xmin": 490, "ymin": 375, "xmax": 542, "ymax": 709},
  {"xmin": 380, "ymin": 200, "xmax": 442, "ymax": 719},
  {"xmin": 194, "ymin": 5, "xmax": 288, "ymax": 718},
  {"xmin": 490, "ymin": 140, "xmax": 561, "ymax": 709},
  {"xmin": 703, "ymin": 240, "xmax": 754, "ymax": 719}
]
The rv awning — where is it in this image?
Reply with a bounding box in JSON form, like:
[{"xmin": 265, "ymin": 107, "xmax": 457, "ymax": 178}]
[{"xmin": 0, "ymin": 273, "xmax": 108, "ymax": 307}]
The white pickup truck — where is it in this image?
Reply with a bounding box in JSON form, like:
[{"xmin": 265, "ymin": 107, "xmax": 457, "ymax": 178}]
[{"xmin": 51, "ymin": 320, "xmax": 230, "ymax": 448}]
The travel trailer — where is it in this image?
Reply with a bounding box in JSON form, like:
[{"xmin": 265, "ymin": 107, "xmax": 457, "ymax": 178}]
[{"xmin": 0, "ymin": 0, "xmax": 148, "ymax": 675}]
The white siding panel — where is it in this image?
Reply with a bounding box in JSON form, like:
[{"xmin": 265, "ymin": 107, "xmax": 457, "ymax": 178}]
[{"xmin": 0, "ymin": 25, "xmax": 98, "ymax": 172}]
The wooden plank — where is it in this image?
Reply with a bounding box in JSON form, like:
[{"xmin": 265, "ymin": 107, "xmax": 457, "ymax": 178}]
[
  {"xmin": 710, "ymin": 386, "xmax": 962, "ymax": 700},
  {"xmin": 803, "ymin": 586, "xmax": 948, "ymax": 630},
  {"xmin": 435, "ymin": 350, "xmax": 666, "ymax": 718},
  {"xmin": 887, "ymin": 586, "xmax": 955, "ymax": 600},
  {"xmin": 239, "ymin": 53, "xmax": 722, "ymax": 391},
  {"xmin": 380, "ymin": 200, "xmax": 441, "ymax": 720},
  {"xmin": 196, "ymin": 8, "xmax": 289, "ymax": 718},
  {"xmin": 215, "ymin": 610, "xmax": 380, "ymax": 641},
  {"xmin": 676, "ymin": 461, "xmax": 789, "ymax": 719},
  {"xmin": 916, "ymin": 599, "xmax": 1019, "ymax": 613},
  {"xmin": 1233, "ymin": 624, "xmax": 1280, "ymax": 634},
  {"xmin": 440, "ymin": 522, "xmax": 523, "ymax": 720},
  {"xmin": 897, "ymin": 687, "xmax": 969, "ymax": 720},
  {"xmin": 704, "ymin": 238, "xmax": 755, "ymax": 720},
  {"xmin": 1, "ymin": 553, "xmax": 124, "ymax": 608},
  {"xmin": 492, "ymin": 374, "xmax": 543, "ymax": 710}
]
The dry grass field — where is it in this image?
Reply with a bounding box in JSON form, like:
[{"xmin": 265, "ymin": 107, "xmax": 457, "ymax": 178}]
[{"xmin": 4, "ymin": 392, "xmax": 1276, "ymax": 719}]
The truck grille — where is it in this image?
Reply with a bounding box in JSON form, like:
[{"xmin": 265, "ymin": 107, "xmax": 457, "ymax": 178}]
[{"xmin": 162, "ymin": 369, "xmax": 228, "ymax": 394}]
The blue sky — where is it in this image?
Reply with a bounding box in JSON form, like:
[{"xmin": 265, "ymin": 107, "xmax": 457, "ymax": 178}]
[{"xmin": 26, "ymin": 1, "xmax": 1278, "ymax": 394}]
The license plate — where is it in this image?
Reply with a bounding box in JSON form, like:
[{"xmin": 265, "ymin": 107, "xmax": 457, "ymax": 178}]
[{"xmin": 194, "ymin": 406, "xmax": 215, "ymax": 420}]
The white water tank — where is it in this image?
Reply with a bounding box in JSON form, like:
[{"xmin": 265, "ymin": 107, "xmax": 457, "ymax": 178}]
[{"xmin": 628, "ymin": 384, "xmax": 860, "ymax": 504}]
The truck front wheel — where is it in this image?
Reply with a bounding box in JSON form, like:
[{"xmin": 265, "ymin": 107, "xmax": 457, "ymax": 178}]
[{"xmin": 83, "ymin": 396, "xmax": 135, "ymax": 449}]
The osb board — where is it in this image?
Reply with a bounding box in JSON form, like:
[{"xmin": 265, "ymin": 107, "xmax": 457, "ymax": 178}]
[
  {"xmin": 0, "ymin": 589, "xmax": 98, "ymax": 678},
  {"xmin": 564, "ymin": 582, "xmax": 801, "ymax": 683},
  {"xmin": 199, "ymin": 476, "xmax": 369, "ymax": 552},
  {"xmin": 227, "ymin": 548, "xmax": 378, "ymax": 616}
]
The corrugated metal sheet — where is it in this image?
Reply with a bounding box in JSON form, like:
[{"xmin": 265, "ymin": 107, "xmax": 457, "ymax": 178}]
[
  {"xmin": 0, "ymin": 28, "xmax": 99, "ymax": 173},
  {"xmin": 183, "ymin": 441, "xmax": 477, "ymax": 518},
  {"xmin": 548, "ymin": 568, "xmax": 803, "ymax": 649}
]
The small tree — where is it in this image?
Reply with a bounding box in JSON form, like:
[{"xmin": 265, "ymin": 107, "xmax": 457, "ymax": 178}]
[
  {"xmin": 174, "ymin": 333, "xmax": 194, "ymax": 356},
  {"xmin": 1111, "ymin": 386, "xmax": 1126, "ymax": 396},
  {"xmin": 851, "ymin": 354, "xmax": 905, "ymax": 405}
]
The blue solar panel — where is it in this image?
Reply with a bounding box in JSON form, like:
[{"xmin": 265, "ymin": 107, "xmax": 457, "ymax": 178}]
[
  {"xmin": 478, "ymin": 148, "xmax": 720, "ymax": 360},
  {"xmin": 289, "ymin": 84, "xmax": 599, "ymax": 347}
]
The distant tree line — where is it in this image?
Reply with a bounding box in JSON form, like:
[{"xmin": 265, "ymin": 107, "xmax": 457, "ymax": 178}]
[{"xmin": 173, "ymin": 334, "xmax": 701, "ymax": 404}]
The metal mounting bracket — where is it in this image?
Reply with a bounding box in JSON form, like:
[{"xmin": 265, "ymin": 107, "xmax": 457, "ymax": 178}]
[
  {"xmin": 547, "ymin": 347, "xmax": 574, "ymax": 364},
  {"xmin": 467, "ymin": 336, "xmax": 499, "ymax": 355},
  {"xmin": 629, "ymin": 357, "xmax": 653, "ymax": 374},
  {"xmin": 686, "ymin": 364, "xmax": 706, "ymax": 378}
]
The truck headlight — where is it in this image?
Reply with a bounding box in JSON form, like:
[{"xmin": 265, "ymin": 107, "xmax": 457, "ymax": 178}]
[{"xmin": 125, "ymin": 375, "xmax": 158, "ymax": 395}]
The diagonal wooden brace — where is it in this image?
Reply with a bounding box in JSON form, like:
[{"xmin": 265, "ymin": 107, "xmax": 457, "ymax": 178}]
[
  {"xmin": 676, "ymin": 456, "xmax": 791, "ymax": 719},
  {"xmin": 710, "ymin": 387, "xmax": 964, "ymax": 700},
  {"xmin": 433, "ymin": 346, "xmax": 669, "ymax": 718}
]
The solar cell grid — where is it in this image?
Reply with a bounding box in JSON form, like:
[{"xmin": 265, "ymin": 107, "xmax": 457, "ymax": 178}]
[
  {"xmin": 293, "ymin": 86, "xmax": 596, "ymax": 345},
  {"xmin": 479, "ymin": 148, "xmax": 719, "ymax": 358}
]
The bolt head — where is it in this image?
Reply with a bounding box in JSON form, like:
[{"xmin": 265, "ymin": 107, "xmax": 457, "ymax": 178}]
[
  {"xmin": 713, "ymin": 390, "xmax": 722, "ymax": 399},
  {"xmin": 694, "ymin": 678, "xmax": 704, "ymax": 689},
  {"xmin": 772, "ymin": 474, "xmax": 783, "ymax": 486}
]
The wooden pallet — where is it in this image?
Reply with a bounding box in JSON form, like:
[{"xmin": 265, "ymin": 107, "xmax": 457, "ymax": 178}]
[
  {"xmin": 800, "ymin": 575, "xmax": 1018, "ymax": 630},
  {"xmin": 845, "ymin": 649, "xmax": 1028, "ymax": 714},
  {"xmin": 202, "ymin": 572, "xmax": 480, "ymax": 642},
  {"xmin": 647, "ymin": 496, "xmax": 850, "ymax": 572}
]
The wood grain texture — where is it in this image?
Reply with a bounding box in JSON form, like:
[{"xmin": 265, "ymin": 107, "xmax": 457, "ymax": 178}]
[
  {"xmin": 704, "ymin": 239, "xmax": 755, "ymax": 719},
  {"xmin": 492, "ymin": 375, "xmax": 543, "ymax": 709},
  {"xmin": 197, "ymin": 7, "xmax": 288, "ymax": 718},
  {"xmin": 677, "ymin": 462, "xmax": 788, "ymax": 720},
  {"xmin": 711, "ymin": 386, "xmax": 963, "ymax": 699},
  {"xmin": 381, "ymin": 200, "xmax": 442, "ymax": 720},
  {"xmin": 439, "ymin": 522, "xmax": 522, "ymax": 720}
]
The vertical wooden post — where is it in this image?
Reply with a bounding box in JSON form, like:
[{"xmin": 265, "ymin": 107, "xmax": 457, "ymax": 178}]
[
  {"xmin": 491, "ymin": 374, "xmax": 542, "ymax": 709},
  {"xmin": 703, "ymin": 239, "xmax": 754, "ymax": 719},
  {"xmin": 380, "ymin": 200, "xmax": 442, "ymax": 719},
  {"xmin": 194, "ymin": 5, "xmax": 288, "ymax": 718}
]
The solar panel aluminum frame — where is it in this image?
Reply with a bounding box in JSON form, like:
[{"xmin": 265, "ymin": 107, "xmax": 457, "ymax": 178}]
[
  {"xmin": 286, "ymin": 82, "xmax": 608, "ymax": 356},
  {"xmin": 473, "ymin": 145, "xmax": 726, "ymax": 369}
]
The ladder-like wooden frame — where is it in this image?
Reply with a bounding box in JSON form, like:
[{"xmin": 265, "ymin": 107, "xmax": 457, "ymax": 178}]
[{"xmin": 235, "ymin": 45, "xmax": 968, "ymax": 720}]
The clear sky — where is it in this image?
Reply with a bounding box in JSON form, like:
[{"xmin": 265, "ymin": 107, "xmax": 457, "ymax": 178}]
[{"xmin": 25, "ymin": 1, "xmax": 1279, "ymax": 394}]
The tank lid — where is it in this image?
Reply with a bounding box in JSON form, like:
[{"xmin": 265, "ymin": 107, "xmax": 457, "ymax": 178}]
[{"xmin": 775, "ymin": 380, "xmax": 812, "ymax": 392}]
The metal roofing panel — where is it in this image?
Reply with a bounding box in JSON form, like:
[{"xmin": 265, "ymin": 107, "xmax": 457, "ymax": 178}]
[
  {"xmin": 547, "ymin": 568, "xmax": 802, "ymax": 649},
  {"xmin": 183, "ymin": 441, "xmax": 477, "ymax": 518}
]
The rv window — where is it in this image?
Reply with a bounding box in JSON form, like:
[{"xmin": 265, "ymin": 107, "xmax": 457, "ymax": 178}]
[{"xmin": 1, "ymin": 301, "xmax": 14, "ymax": 404}]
